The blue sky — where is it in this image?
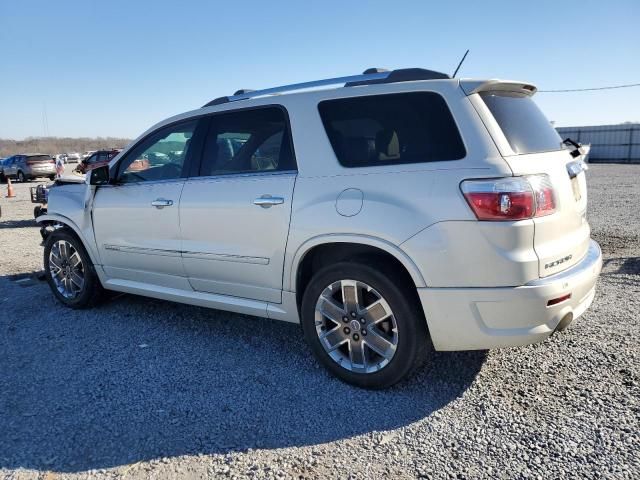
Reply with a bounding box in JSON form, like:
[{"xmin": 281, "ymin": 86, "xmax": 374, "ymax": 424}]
[{"xmin": 1, "ymin": 0, "xmax": 638, "ymax": 139}]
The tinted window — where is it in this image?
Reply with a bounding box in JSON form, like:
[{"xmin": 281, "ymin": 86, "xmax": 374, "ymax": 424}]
[
  {"xmin": 318, "ymin": 92, "xmax": 465, "ymax": 168},
  {"xmin": 480, "ymin": 92, "xmax": 562, "ymax": 154},
  {"xmin": 200, "ymin": 107, "xmax": 295, "ymax": 176},
  {"xmin": 27, "ymin": 155, "xmax": 53, "ymax": 162},
  {"xmin": 118, "ymin": 120, "xmax": 197, "ymax": 183}
]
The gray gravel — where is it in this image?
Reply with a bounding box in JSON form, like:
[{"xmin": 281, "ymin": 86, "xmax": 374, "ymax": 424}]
[{"xmin": 0, "ymin": 164, "xmax": 639, "ymax": 479}]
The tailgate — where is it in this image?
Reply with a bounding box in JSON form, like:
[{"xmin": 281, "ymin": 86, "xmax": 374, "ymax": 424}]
[
  {"xmin": 503, "ymin": 151, "xmax": 590, "ymax": 276},
  {"xmin": 469, "ymin": 85, "xmax": 591, "ymax": 277}
]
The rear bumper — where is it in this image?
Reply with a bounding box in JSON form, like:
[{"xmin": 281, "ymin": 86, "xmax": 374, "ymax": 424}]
[
  {"xmin": 27, "ymin": 167, "xmax": 56, "ymax": 177},
  {"xmin": 418, "ymin": 239, "xmax": 602, "ymax": 350}
]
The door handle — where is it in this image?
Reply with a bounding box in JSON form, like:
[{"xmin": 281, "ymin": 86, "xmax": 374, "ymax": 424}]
[
  {"xmin": 253, "ymin": 195, "xmax": 284, "ymax": 208},
  {"xmin": 151, "ymin": 198, "xmax": 174, "ymax": 208}
]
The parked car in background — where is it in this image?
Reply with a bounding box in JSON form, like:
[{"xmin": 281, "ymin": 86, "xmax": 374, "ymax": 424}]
[
  {"xmin": 82, "ymin": 150, "xmax": 97, "ymax": 160},
  {"xmin": 66, "ymin": 152, "xmax": 82, "ymax": 163},
  {"xmin": 0, "ymin": 158, "xmax": 8, "ymax": 182},
  {"xmin": 2, "ymin": 154, "xmax": 56, "ymax": 182},
  {"xmin": 75, "ymin": 149, "xmax": 121, "ymax": 174},
  {"xmin": 38, "ymin": 68, "xmax": 601, "ymax": 388}
]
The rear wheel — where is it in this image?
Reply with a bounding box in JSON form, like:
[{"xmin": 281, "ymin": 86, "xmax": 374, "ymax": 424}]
[
  {"xmin": 44, "ymin": 229, "xmax": 104, "ymax": 308},
  {"xmin": 301, "ymin": 262, "xmax": 431, "ymax": 389},
  {"xmin": 17, "ymin": 171, "xmax": 25, "ymax": 182}
]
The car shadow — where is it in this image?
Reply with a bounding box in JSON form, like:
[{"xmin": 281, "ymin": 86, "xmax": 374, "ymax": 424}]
[
  {"xmin": 0, "ymin": 274, "xmax": 486, "ymax": 473},
  {"xmin": 0, "ymin": 219, "xmax": 39, "ymax": 229},
  {"xmin": 602, "ymin": 256, "xmax": 640, "ymax": 275}
]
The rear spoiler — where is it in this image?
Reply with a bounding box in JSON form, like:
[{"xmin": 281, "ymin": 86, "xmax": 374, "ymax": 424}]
[{"xmin": 459, "ymin": 79, "xmax": 537, "ymax": 96}]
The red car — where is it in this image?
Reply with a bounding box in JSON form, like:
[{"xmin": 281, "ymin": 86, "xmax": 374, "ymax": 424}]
[{"xmin": 75, "ymin": 149, "xmax": 120, "ymax": 174}]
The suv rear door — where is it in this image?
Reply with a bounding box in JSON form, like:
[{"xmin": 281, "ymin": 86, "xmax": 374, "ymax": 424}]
[
  {"xmin": 468, "ymin": 84, "xmax": 590, "ymax": 277},
  {"xmin": 179, "ymin": 106, "xmax": 297, "ymax": 303}
]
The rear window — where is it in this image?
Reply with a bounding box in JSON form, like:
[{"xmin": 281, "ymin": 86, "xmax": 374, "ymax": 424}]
[
  {"xmin": 27, "ymin": 155, "xmax": 53, "ymax": 162},
  {"xmin": 480, "ymin": 92, "xmax": 563, "ymax": 154},
  {"xmin": 318, "ymin": 92, "xmax": 466, "ymax": 168}
]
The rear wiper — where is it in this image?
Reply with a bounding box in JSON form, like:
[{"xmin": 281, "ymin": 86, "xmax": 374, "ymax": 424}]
[{"xmin": 563, "ymin": 137, "xmax": 583, "ymax": 158}]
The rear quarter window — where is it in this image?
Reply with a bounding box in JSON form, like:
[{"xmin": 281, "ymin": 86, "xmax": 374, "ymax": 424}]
[
  {"xmin": 318, "ymin": 92, "xmax": 466, "ymax": 168},
  {"xmin": 480, "ymin": 92, "xmax": 563, "ymax": 154}
]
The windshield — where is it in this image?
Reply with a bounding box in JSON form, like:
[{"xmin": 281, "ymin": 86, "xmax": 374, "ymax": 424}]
[{"xmin": 480, "ymin": 92, "xmax": 563, "ymax": 154}]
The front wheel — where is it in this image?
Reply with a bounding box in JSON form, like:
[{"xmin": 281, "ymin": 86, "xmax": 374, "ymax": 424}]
[
  {"xmin": 301, "ymin": 262, "xmax": 431, "ymax": 389},
  {"xmin": 44, "ymin": 229, "xmax": 104, "ymax": 308}
]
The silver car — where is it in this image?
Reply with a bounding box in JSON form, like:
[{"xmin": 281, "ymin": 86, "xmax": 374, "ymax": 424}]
[
  {"xmin": 3, "ymin": 154, "xmax": 56, "ymax": 182},
  {"xmin": 37, "ymin": 68, "xmax": 601, "ymax": 388}
]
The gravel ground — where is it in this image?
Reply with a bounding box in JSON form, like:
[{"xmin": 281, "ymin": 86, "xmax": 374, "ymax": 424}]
[{"xmin": 0, "ymin": 164, "xmax": 638, "ymax": 479}]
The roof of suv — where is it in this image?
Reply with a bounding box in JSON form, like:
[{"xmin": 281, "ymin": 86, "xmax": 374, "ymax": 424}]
[
  {"xmin": 119, "ymin": 68, "xmax": 538, "ymax": 161},
  {"xmin": 202, "ymin": 67, "xmax": 452, "ymax": 108}
]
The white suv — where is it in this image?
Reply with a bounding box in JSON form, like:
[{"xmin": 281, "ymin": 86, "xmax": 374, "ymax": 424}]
[{"xmin": 38, "ymin": 68, "xmax": 602, "ymax": 388}]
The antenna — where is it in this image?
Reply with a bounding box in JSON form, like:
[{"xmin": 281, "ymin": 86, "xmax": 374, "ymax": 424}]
[{"xmin": 452, "ymin": 49, "xmax": 470, "ymax": 78}]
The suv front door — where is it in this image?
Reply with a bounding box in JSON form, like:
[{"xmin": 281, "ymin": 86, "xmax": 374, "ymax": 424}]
[
  {"xmin": 179, "ymin": 107, "xmax": 297, "ymax": 303},
  {"xmin": 92, "ymin": 120, "xmax": 200, "ymax": 289}
]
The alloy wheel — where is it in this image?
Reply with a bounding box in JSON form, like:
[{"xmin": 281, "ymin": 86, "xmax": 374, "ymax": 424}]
[
  {"xmin": 49, "ymin": 240, "xmax": 85, "ymax": 299},
  {"xmin": 314, "ymin": 279, "xmax": 398, "ymax": 373}
]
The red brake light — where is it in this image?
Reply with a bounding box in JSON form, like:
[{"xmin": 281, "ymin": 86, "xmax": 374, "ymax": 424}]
[{"xmin": 461, "ymin": 175, "xmax": 556, "ymax": 221}]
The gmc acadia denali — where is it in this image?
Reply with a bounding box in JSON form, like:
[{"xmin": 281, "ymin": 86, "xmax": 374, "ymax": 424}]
[{"xmin": 38, "ymin": 68, "xmax": 601, "ymax": 388}]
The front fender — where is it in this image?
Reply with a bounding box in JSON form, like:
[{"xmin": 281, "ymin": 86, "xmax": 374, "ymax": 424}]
[{"xmin": 37, "ymin": 213, "xmax": 101, "ymax": 266}]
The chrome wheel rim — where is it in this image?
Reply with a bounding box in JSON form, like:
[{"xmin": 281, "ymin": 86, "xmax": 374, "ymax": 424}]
[
  {"xmin": 49, "ymin": 240, "xmax": 85, "ymax": 299},
  {"xmin": 314, "ymin": 279, "xmax": 398, "ymax": 373}
]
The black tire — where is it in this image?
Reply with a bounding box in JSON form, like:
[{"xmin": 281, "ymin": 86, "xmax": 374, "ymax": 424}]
[
  {"xmin": 301, "ymin": 261, "xmax": 431, "ymax": 389},
  {"xmin": 43, "ymin": 229, "xmax": 104, "ymax": 309},
  {"xmin": 17, "ymin": 171, "xmax": 25, "ymax": 182},
  {"xmin": 34, "ymin": 206, "xmax": 42, "ymax": 218}
]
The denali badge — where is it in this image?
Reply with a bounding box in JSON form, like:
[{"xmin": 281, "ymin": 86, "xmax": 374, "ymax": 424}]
[{"xmin": 545, "ymin": 255, "xmax": 573, "ymax": 269}]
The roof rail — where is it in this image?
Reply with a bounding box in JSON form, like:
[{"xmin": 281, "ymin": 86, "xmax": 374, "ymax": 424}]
[{"xmin": 201, "ymin": 67, "xmax": 450, "ymax": 107}]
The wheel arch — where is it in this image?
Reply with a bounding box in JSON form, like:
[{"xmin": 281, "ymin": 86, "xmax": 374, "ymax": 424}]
[
  {"xmin": 288, "ymin": 235, "xmax": 426, "ymax": 308},
  {"xmin": 37, "ymin": 214, "xmax": 100, "ymax": 266}
]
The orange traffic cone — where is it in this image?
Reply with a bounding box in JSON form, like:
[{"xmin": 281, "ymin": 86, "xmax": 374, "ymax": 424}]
[{"xmin": 6, "ymin": 177, "xmax": 16, "ymax": 198}]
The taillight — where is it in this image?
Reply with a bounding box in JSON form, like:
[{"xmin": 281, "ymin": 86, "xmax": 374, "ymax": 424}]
[
  {"xmin": 528, "ymin": 174, "xmax": 556, "ymax": 216},
  {"xmin": 461, "ymin": 175, "xmax": 556, "ymax": 221}
]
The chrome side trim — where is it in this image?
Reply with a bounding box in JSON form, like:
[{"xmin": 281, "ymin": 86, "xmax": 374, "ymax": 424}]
[
  {"xmin": 103, "ymin": 244, "xmax": 182, "ymax": 257},
  {"xmin": 104, "ymin": 244, "xmax": 269, "ymax": 265},
  {"xmin": 182, "ymin": 251, "xmax": 269, "ymax": 265}
]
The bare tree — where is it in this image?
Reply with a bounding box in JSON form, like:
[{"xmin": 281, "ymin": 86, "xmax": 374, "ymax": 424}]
[{"xmin": 0, "ymin": 137, "xmax": 132, "ymax": 157}]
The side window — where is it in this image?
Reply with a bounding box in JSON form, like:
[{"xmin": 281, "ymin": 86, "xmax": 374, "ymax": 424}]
[
  {"xmin": 318, "ymin": 92, "xmax": 466, "ymax": 167},
  {"xmin": 200, "ymin": 107, "xmax": 295, "ymax": 176},
  {"xmin": 118, "ymin": 120, "xmax": 197, "ymax": 184}
]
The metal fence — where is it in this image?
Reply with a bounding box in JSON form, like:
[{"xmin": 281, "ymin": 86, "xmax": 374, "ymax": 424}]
[{"xmin": 556, "ymin": 124, "xmax": 640, "ymax": 163}]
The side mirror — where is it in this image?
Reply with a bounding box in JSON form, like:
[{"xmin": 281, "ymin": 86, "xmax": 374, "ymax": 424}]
[{"xmin": 89, "ymin": 165, "xmax": 111, "ymax": 185}]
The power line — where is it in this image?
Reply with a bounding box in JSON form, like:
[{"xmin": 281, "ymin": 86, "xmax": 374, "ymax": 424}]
[{"xmin": 538, "ymin": 82, "xmax": 640, "ymax": 93}]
